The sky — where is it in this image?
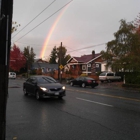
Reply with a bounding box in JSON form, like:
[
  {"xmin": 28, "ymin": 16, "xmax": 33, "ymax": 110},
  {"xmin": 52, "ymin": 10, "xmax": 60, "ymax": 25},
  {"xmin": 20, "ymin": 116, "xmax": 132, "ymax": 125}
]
[{"xmin": 12, "ymin": 0, "xmax": 140, "ymax": 59}]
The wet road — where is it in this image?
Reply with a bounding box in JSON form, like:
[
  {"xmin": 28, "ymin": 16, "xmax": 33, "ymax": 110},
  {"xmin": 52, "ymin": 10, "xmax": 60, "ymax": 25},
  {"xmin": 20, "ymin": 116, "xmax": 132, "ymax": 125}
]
[{"xmin": 6, "ymin": 79, "xmax": 140, "ymax": 140}]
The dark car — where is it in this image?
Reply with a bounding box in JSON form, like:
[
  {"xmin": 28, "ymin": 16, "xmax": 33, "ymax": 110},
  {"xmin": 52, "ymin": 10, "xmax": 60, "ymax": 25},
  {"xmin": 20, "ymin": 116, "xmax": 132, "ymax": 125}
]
[
  {"xmin": 23, "ymin": 75, "xmax": 66, "ymax": 100},
  {"xmin": 70, "ymin": 76, "xmax": 98, "ymax": 88}
]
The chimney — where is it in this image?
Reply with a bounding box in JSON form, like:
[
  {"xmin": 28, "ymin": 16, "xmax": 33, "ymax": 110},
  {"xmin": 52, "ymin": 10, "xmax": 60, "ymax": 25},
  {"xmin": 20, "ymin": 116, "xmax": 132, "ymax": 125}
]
[{"xmin": 92, "ymin": 50, "xmax": 95, "ymax": 58}]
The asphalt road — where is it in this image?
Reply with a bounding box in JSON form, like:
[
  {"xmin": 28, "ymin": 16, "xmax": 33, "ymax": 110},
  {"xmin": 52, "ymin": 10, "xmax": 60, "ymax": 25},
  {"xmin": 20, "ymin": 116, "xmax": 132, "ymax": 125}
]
[{"xmin": 6, "ymin": 79, "xmax": 140, "ymax": 140}]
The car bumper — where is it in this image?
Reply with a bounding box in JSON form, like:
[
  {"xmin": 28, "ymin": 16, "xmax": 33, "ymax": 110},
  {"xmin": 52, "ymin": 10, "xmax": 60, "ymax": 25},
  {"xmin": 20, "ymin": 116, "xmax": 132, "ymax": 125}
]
[{"xmin": 39, "ymin": 90, "xmax": 66, "ymax": 98}]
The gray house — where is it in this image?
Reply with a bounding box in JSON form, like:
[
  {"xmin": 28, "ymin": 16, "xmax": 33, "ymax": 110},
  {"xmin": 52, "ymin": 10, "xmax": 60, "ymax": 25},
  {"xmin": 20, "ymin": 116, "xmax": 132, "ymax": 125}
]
[{"xmin": 31, "ymin": 59, "xmax": 58, "ymax": 74}]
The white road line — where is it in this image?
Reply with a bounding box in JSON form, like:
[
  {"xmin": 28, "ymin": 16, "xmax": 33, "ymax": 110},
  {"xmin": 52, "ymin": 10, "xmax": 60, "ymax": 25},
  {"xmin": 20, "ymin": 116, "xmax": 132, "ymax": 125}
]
[{"xmin": 76, "ymin": 97, "xmax": 114, "ymax": 107}]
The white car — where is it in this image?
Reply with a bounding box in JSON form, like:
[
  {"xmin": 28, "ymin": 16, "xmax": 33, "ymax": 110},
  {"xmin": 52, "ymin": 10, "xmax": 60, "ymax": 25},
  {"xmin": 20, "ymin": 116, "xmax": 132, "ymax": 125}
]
[
  {"xmin": 9, "ymin": 72, "xmax": 16, "ymax": 79},
  {"xmin": 99, "ymin": 71, "xmax": 121, "ymax": 83}
]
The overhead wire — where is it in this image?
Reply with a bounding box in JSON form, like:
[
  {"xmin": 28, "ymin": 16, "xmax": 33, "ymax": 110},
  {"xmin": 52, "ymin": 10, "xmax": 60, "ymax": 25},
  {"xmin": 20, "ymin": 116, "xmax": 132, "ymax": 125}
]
[
  {"xmin": 14, "ymin": 0, "xmax": 73, "ymax": 42},
  {"xmin": 12, "ymin": 0, "xmax": 56, "ymax": 39},
  {"xmin": 67, "ymin": 43, "xmax": 106, "ymax": 53},
  {"xmin": 15, "ymin": 41, "xmax": 60, "ymax": 47}
]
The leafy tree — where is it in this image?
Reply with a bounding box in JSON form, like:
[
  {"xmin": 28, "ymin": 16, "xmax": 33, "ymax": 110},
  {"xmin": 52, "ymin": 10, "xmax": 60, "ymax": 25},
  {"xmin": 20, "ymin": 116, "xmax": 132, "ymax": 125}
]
[
  {"xmin": 49, "ymin": 45, "xmax": 71, "ymax": 66},
  {"xmin": 23, "ymin": 46, "xmax": 36, "ymax": 70},
  {"xmin": 11, "ymin": 21, "xmax": 20, "ymax": 34},
  {"xmin": 133, "ymin": 13, "xmax": 140, "ymax": 35},
  {"xmin": 101, "ymin": 19, "xmax": 140, "ymax": 72},
  {"xmin": 57, "ymin": 46, "xmax": 71, "ymax": 66},
  {"xmin": 10, "ymin": 44, "xmax": 26, "ymax": 71},
  {"xmin": 49, "ymin": 46, "xmax": 57, "ymax": 64}
]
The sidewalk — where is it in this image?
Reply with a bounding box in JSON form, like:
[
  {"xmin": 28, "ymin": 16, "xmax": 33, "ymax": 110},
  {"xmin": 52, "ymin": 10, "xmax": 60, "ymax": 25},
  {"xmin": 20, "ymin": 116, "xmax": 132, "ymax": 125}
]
[{"xmin": 99, "ymin": 81, "xmax": 140, "ymax": 92}]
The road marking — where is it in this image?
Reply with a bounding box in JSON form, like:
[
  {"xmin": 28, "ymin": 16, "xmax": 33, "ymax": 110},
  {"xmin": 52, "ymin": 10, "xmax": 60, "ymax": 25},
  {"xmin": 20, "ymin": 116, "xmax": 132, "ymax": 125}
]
[
  {"xmin": 76, "ymin": 97, "xmax": 114, "ymax": 107},
  {"xmin": 67, "ymin": 88, "xmax": 140, "ymax": 102}
]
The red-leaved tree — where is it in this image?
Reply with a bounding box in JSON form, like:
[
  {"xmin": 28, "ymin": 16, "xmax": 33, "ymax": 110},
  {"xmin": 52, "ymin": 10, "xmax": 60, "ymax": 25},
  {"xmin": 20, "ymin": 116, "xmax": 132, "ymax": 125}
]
[
  {"xmin": 133, "ymin": 13, "xmax": 140, "ymax": 35},
  {"xmin": 10, "ymin": 44, "xmax": 26, "ymax": 71}
]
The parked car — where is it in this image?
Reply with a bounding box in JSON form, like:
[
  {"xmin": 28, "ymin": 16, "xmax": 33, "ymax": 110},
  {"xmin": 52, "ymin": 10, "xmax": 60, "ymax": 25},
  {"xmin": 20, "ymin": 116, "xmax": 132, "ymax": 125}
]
[
  {"xmin": 9, "ymin": 72, "xmax": 16, "ymax": 79},
  {"xmin": 99, "ymin": 71, "xmax": 121, "ymax": 83},
  {"xmin": 23, "ymin": 75, "xmax": 66, "ymax": 100},
  {"xmin": 66, "ymin": 77, "xmax": 74, "ymax": 84},
  {"xmin": 70, "ymin": 76, "xmax": 98, "ymax": 88}
]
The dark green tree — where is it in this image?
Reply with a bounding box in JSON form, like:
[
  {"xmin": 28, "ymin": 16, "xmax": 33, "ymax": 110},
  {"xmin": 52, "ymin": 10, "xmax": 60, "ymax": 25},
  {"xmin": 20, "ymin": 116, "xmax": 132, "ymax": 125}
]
[
  {"xmin": 23, "ymin": 46, "xmax": 36, "ymax": 70},
  {"xmin": 101, "ymin": 19, "xmax": 140, "ymax": 72},
  {"xmin": 49, "ymin": 46, "xmax": 57, "ymax": 64}
]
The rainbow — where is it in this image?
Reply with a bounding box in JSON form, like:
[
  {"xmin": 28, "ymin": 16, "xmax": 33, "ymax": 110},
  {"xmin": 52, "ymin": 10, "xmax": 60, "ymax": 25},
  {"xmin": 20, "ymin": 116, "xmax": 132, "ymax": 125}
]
[{"xmin": 40, "ymin": 4, "xmax": 71, "ymax": 59}]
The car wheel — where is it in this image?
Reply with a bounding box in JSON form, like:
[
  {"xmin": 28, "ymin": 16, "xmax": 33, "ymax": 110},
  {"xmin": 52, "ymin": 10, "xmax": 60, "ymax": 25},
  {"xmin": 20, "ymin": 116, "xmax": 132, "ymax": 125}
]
[
  {"xmin": 36, "ymin": 91, "xmax": 40, "ymax": 100},
  {"xmin": 70, "ymin": 82, "xmax": 74, "ymax": 86},
  {"xmin": 23, "ymin": 87, "xmax": 28, "ymax": 96},
  {"xmin": 82, "ymin": 83, "xmax": 86, "ymax": 88},
  {"xmin": 108, "ymin": 80, "xmax": 111, "ymax": 83}
]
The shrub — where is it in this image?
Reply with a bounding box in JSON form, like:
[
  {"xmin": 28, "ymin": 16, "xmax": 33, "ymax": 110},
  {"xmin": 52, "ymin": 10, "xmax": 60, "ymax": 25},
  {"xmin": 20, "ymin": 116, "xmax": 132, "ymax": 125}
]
[
  {"xmin": 36, "ymin": 68, "xmax": 42, "ymax": 75},
  {"xmin": 80, "ymin": 73, "xmax": 87, "ymax": 77}
]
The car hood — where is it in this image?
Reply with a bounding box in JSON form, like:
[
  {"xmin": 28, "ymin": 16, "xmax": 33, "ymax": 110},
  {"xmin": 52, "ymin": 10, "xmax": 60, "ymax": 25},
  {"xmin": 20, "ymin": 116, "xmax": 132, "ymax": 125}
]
[{"xmin": 38, "ymin": 83, "xmax": 63, "ymax": 89}]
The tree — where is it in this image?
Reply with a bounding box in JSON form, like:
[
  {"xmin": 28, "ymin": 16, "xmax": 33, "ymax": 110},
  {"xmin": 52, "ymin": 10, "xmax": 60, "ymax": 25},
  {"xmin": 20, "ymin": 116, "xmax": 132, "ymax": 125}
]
[
  {"xmin": 49, "ymin": 45, "xmax": 71, "ymax": 66},
  {"xmin": 10, "ymin": 44, "xmax": 26, "ymax": 71},
  {"xmin": 11, "ymin": 21, "xmax": 20, "ymax": 34},
  {"xmin": 23, "ymin": 46, "xmax": 36, "ymax": 70},
  {"xmin": 49, "ymin": 46, "xmax": 57, "ymax": 64},
  {"xmin": 133, "ymin": 13, "xmax": 140, "ymax": 35},
  {"xmin": 101, "ymin": 19, "xmax": 140, "ymax": 72}
]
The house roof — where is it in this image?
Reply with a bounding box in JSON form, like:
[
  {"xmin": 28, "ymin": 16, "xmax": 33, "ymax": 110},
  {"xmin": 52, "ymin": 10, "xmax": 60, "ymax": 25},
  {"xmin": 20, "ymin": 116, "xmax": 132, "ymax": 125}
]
[
  {"xmin": 32, "ymin": 63, "xmax": 58, "ymax": 69},
  {"xmin": 34, "ymin": 58, "xmax": 48, "ymax": 63},
  {"xmin": 70, "ymin": 53, "xmax": 101, "ymax": 63}
]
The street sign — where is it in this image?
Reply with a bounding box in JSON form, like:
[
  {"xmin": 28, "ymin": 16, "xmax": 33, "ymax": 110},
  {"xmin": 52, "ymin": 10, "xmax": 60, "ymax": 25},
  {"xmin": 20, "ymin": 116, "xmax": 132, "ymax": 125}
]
[{"xmin": 59, "ymin": 65, "xmax": 64, "ymax": 70}]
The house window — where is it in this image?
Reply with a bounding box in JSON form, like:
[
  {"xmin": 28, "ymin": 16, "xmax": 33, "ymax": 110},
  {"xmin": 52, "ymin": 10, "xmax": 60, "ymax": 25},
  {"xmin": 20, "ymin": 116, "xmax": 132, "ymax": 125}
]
[
  {"xmin": 96, "ymin": 64, "xmax": 99, "ymax": 68},
  {"xmin": 87, "ymin": 64, "xmax": 91, "ymax": 67},
  {"xmin": 72, "ymin": 65, "xmax": 75, "ymax": 69},
  {"xmin": 82, "ymin": 65, "xmax": 86, "ymax": 70}
]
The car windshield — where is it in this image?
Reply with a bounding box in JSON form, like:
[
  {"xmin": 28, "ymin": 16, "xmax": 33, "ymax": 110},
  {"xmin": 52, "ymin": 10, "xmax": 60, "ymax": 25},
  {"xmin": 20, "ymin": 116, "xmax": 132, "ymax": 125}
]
[
  {"xmin": 99, "ymin": 73, "xmax": 106, "ymax": 76},
  {"xmin": 37, "ymin": 77, "xmax": 57, "ymax": 84}
]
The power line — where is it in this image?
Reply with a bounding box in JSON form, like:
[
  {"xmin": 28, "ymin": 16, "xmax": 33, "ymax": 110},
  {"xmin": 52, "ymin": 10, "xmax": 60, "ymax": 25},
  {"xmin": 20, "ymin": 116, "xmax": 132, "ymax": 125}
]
[
  {"xmin": 15, "ymin": 0, "xmax": 73, "ymax": 42},
  {"xmin": 12, "ymin": 0, "xmax": 56, "ymax": 39},
  {"xmin": 67, "ymin": 43, "xmax": 106, "ymax": 53},
  {"xmin": 14, "ymin": 41, "xmax": 60, "ymax": 47}
]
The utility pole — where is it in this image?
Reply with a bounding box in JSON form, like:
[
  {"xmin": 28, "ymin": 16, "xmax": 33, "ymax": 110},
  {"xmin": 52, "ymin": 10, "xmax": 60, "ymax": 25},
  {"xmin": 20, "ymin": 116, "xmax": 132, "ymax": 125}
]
[
  {"xmin": 60, "ymin": 42, "xmax": 62, "ymax": 83},
  {"xmin": 58, "ymin": 42, "xmax": 62, "ymax": 81},
  {"xmin": 0, "ymin": 0, "xmax": 13, "ymax": 139}
]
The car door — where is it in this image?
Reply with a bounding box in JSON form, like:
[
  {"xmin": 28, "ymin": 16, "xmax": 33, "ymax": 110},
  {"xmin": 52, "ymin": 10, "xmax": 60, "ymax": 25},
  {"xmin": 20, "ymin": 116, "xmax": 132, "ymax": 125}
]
[
  {"xmin": 25, "ymin": 78, "xmax": 32, "ymax": 93},
  {"xmin": 74, "ymin": 77, "xmax": 80, "ymax": 85},
  {"xmin": 28, "ymin": 77, "xmax": 37, "ymax": 95},
  {"xmin": 78, "ymin": 77, "xmax": 84, "ymax": 86}
]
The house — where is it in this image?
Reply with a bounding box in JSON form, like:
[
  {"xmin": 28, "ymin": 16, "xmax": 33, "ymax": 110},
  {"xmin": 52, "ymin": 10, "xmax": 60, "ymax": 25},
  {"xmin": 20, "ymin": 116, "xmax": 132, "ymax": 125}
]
[
  {"xmin": 31, "ymin": 59, "xmax": 58, "ymax": 74},
  {"xmin": 65, "ymin": 50, "xmax": 111, "ymax": 76},
  {"xmin": 34, "ymin": 58, "xmax": 48, "ymax": 63}
]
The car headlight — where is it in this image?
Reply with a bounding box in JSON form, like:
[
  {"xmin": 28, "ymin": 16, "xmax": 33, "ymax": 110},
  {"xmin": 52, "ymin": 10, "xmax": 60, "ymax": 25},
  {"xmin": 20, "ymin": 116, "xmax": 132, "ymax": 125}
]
[
  {"xmin": 40, "ymin": 87, "xmax": 48, "ymax": 91},
  {"xmin": 62, "ymin": 86, "xmax": 66, "ymax": 90}
]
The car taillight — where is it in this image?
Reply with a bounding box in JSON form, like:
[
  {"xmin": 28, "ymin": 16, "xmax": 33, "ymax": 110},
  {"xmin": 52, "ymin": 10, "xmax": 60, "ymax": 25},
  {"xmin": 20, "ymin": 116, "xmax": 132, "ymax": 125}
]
[{"xmin": 87, "ymin": 80, "xmax": 92, "ymax": 83}]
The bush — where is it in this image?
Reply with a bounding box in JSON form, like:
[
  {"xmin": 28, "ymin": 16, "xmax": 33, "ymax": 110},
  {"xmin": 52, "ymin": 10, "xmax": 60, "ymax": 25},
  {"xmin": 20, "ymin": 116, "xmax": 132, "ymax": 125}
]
[
  {"xmin": 30, "ymin": 69, "xmax": 36, "ymax": 75},
  {"xmin": 116, "ymin": 72, "xmax": 140, "ymax": 84},
  {"xmin": 22, "ymin": 73, "xmax": 26, "ymax": 77},
  {"xmin": 80, "ymin": 73, "xmax": 87, "ymax": 77},
  {"xmin": 36, "ymin": 68, "xmax": 42, "ymax": 75},
  {"xmin": 125, "ymin": 72, "xmax": 140, "ymax": 84}
]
